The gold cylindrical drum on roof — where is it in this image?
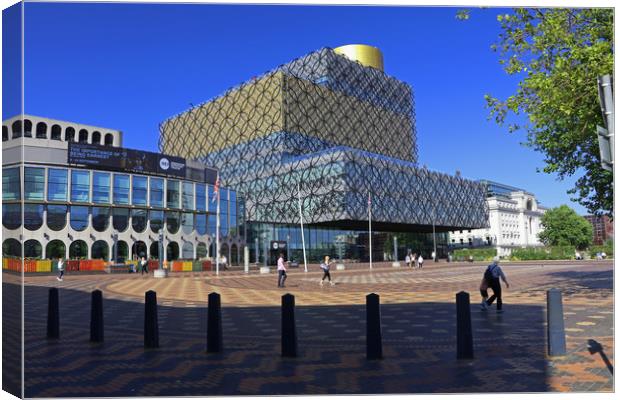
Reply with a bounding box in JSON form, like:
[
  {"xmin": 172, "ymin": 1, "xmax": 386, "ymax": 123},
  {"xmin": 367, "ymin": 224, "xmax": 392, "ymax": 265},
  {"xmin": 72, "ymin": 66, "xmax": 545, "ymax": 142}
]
[{"xmin": 334, "ymin": 44, "xmax": 384, "ymax": 71}]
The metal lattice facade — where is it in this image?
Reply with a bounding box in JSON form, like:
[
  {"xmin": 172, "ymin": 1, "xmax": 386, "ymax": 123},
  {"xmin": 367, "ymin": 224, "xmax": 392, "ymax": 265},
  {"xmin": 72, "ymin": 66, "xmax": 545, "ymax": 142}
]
[{"xmin": 159, "ymin": 47, "xmax": 488, "ymax": 231}]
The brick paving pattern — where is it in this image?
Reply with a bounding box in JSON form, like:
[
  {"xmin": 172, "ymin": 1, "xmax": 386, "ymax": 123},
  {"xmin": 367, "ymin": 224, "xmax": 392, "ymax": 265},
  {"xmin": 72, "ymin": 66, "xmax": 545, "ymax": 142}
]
[{"xmin": 2, "ymin": 260, "xmax": 614, "ymax": 396}]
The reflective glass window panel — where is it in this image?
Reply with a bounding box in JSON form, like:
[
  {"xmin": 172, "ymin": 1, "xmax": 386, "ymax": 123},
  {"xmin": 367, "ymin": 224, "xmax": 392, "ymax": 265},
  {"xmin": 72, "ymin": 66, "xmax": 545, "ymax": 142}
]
[
  {"xmin": 132, "ymin": 176, "xmax": 148, "ymax": 206},
  {"xmin": 24, "ymin": 240, "xmax": 42, "ymax": 258},
  {"xmin": 182, "ymin": 242, "xmax": 194, "ymax": 259},
  {"xmin": 70, "ymin": 206, "xmax": 89, "ymax": 231},
  {"xmin": 208, "ymin": 215, "xmax": 217, "ymax": 236},
  {"xmin": 149, "ymin": 210, "xmax": 164, "ymax": 233},
  {"xmin": 47, "ymin": 205, "xmax": 67, "ymax": 231},
  {"xmin": 69, "ymin": 240, "xmax": 88, "ymax": 259},
  {"xmin": 113, "ymin": 174, "xmax": 130, "ymax": 205},
  {"xmin": 47, "ymin": 169, "xmax": 68, "ymax": 201},
  {"xmin": 112, "ymin": 208, "xmax": 129, "ymax": 232},
  {"xmin": 149, "ymin": 178, "xmax": 164, "ymax": 207},
  {"xmin": 166, "ymin": 180, "xmax": 180, "ymax": 208},
  {"xmin": 92, "ymin": 207, "xmax": 110, "ymax": 232},
  {"xmin": 131, "ymin": 209, "xmax": 147, "ymax": 233},
  {"xmin": 2, "ymin": 204, "xmax": 21, "ymax": 230},
  {"xmin": 182, "ymin": 182, "xmax": 194, "ymax": 210},
  {"xmin": 195, "ymin": 184, "xmax": 206, "ymax": 211},
  {"xmin": 181, "ymin": 212, "xmax": 194, "ymax": 234},
  {"xmin": 207, "ymin": 185, "xmax": 217, "ymax": 212},
  {"xmin": 24, "ymin": 167, "xmax": 45, "ymax": 200},
  {"xmin": 196, "ymin": 213, "xmax": 207, "ymax": 235},
  {"xmin": 24, "ymin": 204, "xmax": 44, "ymax": 231},
  {"xmin": 91, "ymin": 240, "xmax": 109, "ymax": 260},
  {"xmin": 92, "ymin": 172, "xmax": 111, "ymax": 204},
  {"xmin": 165, "ymin": 211, "xmax": 180, "ymax": 234},
  {"xmin": 2, "ymin": 167, "xmax": 20, "ymax": 200},
  {"xmin": 71, "ymin": 170, "xmax": 91, "ymax": 202}
]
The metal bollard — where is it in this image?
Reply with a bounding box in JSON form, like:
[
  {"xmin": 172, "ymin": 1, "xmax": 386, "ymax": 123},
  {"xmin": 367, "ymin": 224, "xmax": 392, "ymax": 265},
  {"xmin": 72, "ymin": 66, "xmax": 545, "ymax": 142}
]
[
  {"xmin": 207, "ymin": 292, "xmax": 223, "ymax": 353},
  {"xmin": 47, "ymin": 288, "xmax": 59, "ymax": 339},
  {"xmin": 281, "ymin": 293, "xmax": 297, "ymax": 357},
  {"xmin": 144, "ymin": 290, "xmax": 159, "ymax": 348},
  {"xmin": 456, "ymin": 291, "xmax": 474, "ymax": 359},
  {"xmin": 90, "ymin": 290, "xmax": 104, "ymax": 342},
  {"xmin": 366, "ymin": 293, "xmax": 382, "ymax": 360},
  {"xmin": 547, "ymin": 289, "xmax": 566, "ymax": 356}
]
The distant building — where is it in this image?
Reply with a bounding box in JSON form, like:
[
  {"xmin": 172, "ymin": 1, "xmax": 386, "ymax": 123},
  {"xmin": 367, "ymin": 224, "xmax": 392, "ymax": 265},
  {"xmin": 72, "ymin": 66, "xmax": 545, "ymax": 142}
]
[
  {"xmin": 449, "ymin": 180, "xmax": 547, "ymax": 257},
  {"xmin": 584, "ymin": 215, "xmax": 613, "ymax": 245}
]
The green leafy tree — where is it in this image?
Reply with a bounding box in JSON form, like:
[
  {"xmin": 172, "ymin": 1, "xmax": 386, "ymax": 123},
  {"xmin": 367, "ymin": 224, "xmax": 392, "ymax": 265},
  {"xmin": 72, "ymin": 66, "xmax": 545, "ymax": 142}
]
[
  {"xmin": 539, "ymin": 205, "xmax": 593, "ymax": 249},
  {"xmin": 483, "ymin": 8, "xmax": 613, "ymax": 216}
]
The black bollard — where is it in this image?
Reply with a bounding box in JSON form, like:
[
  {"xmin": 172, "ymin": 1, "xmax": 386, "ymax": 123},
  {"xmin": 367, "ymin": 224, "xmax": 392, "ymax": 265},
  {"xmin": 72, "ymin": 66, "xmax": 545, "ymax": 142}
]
[
  {"xmin": 281, "ymin": 293, "xmax": 297, "ymax": 357},
  {"xmin": 366, "ymin": 293, "xmax": 382, "ymax": 360},
  {"xmin": 47, "ymin": 288, "xmax": 59, "ymax": 339},
  {"xmin": 547, "ymin": 289, "xmax": 566, "ymax": 356},
  {"xmin": 90, "ymin": 290, "xmax": 104, "ymax": 342},
  {"xmin": 456, "ymin": 291, "xmax": 474, "ymax": 359},
  {"xmin": 144, "ymin": 290, "xmax": 159, "ymax": 348},
  {"xmin": 207, "ymin": 292, "xmax": 223, "ymax": 353}
]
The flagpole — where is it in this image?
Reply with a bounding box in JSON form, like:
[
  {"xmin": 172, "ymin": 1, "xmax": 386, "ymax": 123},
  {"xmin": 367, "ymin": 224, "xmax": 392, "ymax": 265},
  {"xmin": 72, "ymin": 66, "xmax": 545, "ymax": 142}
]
[
  {"xmin": 368, "ymin": 192, "xmax": 372, "ymax": 270},
  {"xmin": 215, "ymin": 176, "xmax": 220, "ymax": 276},
  {"xmin": 297, "ymin": 182, "xmax": 308, "ymax": 273}
]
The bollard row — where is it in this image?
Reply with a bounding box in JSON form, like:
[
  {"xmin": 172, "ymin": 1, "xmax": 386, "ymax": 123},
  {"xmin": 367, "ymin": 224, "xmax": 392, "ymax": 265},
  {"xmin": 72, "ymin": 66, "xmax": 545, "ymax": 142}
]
[{"xmin": 46, "ymin": 288, "xmax": 567, "ymax": 359}]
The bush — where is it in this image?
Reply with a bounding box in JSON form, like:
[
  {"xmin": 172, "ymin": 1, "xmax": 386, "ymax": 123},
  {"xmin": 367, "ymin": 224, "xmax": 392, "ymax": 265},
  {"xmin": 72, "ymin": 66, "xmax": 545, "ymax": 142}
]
[
  {"xmin": 452, "ymin": 248, "xmax": 497, "ymax": 261},
  {"xmin": 510, "ymin": 246, "xmax": 575, "ymax": 260},
  {"xmin": 588, "ymin": 241, "xmax": 613, "ymax": 258}
]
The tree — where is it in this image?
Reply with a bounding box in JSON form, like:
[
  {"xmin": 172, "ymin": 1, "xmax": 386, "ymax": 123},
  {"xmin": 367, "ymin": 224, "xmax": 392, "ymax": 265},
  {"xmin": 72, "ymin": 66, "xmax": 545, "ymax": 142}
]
[
  {"xmin": 484, "ymin": 8, "xmax": 613, "ymax": 217},
  {"xmin": 538, "ymin": 205, "xmax": 593, "ymax": 249}
]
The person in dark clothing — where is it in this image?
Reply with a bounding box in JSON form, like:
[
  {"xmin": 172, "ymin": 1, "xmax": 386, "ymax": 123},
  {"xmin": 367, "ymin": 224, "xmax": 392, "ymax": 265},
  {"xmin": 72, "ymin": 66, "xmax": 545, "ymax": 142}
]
[
  {"xmin": 320, "ymin": 255, "xmax": 335, "ymax": 286},
  {"xmin": 480, "ymin": 256, "xmax": 510, "ymax": 313}
]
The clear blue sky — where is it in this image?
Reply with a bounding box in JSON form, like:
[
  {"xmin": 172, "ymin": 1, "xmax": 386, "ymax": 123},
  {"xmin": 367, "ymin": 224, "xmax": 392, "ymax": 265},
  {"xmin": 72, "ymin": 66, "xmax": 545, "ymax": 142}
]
[{"xmin": 5, "ymin": 2, "xmax": 585, "ymax": 214}]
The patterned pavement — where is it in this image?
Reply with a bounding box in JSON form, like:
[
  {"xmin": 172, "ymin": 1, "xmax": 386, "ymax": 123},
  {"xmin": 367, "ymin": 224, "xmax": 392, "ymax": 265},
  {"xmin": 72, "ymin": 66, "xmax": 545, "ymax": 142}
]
[{"xmin": 2, "ymin": 260, "xmax": 614, "ymax": 396}]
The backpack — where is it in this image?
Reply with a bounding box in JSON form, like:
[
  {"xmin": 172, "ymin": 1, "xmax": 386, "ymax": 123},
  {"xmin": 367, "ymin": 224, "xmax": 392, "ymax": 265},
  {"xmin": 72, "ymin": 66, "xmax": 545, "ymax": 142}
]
[{"xmin": 484, "ymin": 264, "xmax": 496, "ymax": 281}]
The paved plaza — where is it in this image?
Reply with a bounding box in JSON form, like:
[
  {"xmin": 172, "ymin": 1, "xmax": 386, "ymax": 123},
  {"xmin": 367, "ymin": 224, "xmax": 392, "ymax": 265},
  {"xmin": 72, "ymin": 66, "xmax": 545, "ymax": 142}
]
[{"xmin": 2, "ymin": 260, "xmax": 614, "ymax": 396}]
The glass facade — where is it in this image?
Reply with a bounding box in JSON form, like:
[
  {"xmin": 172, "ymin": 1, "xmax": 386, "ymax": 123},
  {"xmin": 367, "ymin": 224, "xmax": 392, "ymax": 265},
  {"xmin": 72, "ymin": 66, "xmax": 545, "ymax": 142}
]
[
  {"xmin": 47, "ymin": 169, "xmax": 68, "ymax": 201},
  {"xmin": 70, "ymin": 206, "xmax": 89, "ymax": 231},
  {"xmin": 92, "ymin": 172, "xmax": 111, "ymax": 204},
  {"xmin": 2, "ymin": 167, "xmax": 20, "ymax": 200},
  {"xmin": 47, "ymin": 205, "xmax": 67, "ymax": 231},
  {"xmin": 132, "ymin": 176, "xmax": 148, "ymax": 206},
  {"xmin": 113, "ymin": 174, "xmax": 130, "ymax": 205},
  {"xmin": 71, "ymin": 170, "xmax": 90, "ymax": 202},
  {"xmin": 166, "ymin": 180, "xmax": 180, "ymax": 208},
  {"xmin": 150, "ymin": 178, "xmax": 164, "ymax": 207},
  {"xmin": 112, "ymin": 208, "xmax": 130, "ymax": 232},
  {"xmin": 182, "ymin": 181, "xmax": 194, "ymax": 210},
  {"xmin": 24, "ymin": 167, "xmax": 45, "ymax": 200},
  {"xmin": 24, "ymin": 204, "xmax": 44, "ymax": 231}
]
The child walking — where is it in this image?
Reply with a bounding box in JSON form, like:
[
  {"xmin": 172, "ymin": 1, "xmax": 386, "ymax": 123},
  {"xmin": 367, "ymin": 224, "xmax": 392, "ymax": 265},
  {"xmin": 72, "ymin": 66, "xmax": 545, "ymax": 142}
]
[{"xmin": 320, "ymin": 255, "xmax": 335, "ymax": 286}]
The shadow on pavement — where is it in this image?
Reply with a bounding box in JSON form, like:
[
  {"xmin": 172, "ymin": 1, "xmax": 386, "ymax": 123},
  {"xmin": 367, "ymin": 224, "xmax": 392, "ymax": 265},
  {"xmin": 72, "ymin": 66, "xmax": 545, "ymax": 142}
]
[{"xmin": 10, "ymin": 283, "xmax": 554, "ymax": 396}]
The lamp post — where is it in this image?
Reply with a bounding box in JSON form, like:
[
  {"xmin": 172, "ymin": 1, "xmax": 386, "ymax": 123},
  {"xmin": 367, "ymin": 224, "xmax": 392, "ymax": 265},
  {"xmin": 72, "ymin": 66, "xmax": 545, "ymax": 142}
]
[{"xmin": 432, "ymin": 203, "xmax": 437, "ymax": 262}]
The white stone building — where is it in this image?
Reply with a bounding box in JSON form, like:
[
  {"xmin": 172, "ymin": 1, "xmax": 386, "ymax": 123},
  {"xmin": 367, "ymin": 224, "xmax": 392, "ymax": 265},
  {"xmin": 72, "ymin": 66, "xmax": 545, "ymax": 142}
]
[{"xmin": 449, "ymin": 180, "xmax": 547, "ymax": 256}]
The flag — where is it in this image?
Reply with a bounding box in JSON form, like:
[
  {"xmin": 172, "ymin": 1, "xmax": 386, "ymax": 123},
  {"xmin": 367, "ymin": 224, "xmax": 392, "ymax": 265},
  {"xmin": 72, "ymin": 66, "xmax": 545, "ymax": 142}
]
[{"xmin": 211, "ymin": 174, "xmax": 220, "ymax": 203}]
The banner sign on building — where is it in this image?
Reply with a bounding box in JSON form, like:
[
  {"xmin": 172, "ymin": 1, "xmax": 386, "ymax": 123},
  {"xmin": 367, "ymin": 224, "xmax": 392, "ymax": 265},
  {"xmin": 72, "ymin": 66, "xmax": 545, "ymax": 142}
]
[{"xmin": 68, "ymin": 143, "xmax": 186, "ymax": 178}]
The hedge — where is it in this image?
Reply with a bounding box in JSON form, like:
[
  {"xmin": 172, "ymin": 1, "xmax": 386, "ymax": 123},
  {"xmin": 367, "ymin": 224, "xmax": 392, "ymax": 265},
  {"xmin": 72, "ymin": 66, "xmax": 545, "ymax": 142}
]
[
  {"xmin": 510, "ymin": 246, "xmax": 575, "ymax": 261},
  {"xmin": 452, "ymin": 248, "xmax": 497, "ymax": 261}
]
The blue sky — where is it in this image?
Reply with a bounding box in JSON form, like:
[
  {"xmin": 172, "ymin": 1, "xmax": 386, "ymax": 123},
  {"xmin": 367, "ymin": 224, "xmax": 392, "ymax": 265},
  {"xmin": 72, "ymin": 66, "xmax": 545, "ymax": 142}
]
[{"xmin": 5, "ymin": 2, "xmax": 585, "ymax": 213}]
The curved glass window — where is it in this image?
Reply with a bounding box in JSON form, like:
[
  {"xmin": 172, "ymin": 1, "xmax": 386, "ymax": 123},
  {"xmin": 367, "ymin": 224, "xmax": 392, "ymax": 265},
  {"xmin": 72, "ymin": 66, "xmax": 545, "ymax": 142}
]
[
  {"xmin": 149, "ymin": 210, "xmax": 164, "ymax": 233},
  {"xmin": 24, "ymin": 204, "xmax": 44, "ymax": 231},
  {"xmin": 112, "ymin": 240, "xmax": 128, "ymax": 262},
  {"xmin": 150, "ymin": 242, "xmax": 160, "ymax": 259},
  {"xmin": 196, "ymin": 213, "xmax": 207, "ymax": 235},
  {"xmin": 2, "ymin": 167, "xmax": 20, "ymax": 200},
  {"xmin": 131, "ymin": 209, "xmax": 147, "ymax": 233},
  {"xmin": 197, "ymin": 242, "xmax": 207, "ymax": 258},
  {"xmin": 182, "ymin": 242, "xmax": 194, "ymax": 259},
  {"xmin": 181, "ymin": 212, "xmax": 194, "ymax": 234},
  {"xmin": 104, "ymin": 133, "xmax": 114, "ymax": 146},
  {"xmin": 70, "ymin": 206, "xmax": 89, "ymax": 231},
  {"xmin": 166, "ymin": 242, "xmax": 179, "ymax": 261},
  {"xmin": 92, "ymin": 172, "xmax": 110, "ymax": 203},
  {"xmin": 150, "ymin": 178, "xmax": 164, "ymax": 207},
  {"xmin": 132, "ymin": 241, "xmax": 147, "ymax": 259},
  {"xmin": 78, "ymin": 129, "xmax": 88, "ymax": 143},
  {"xmin": 24, "ymin": 120, "xmax": 32, "ymax": 137},
  {"xmin": 47, "ymin": 169, "xmax": 68, "ymax": 201},
  {"xmin": 11, "ymin": 120, "xmax": 22, "ymax": 138},
  {"xmin": 166, "ymin": 180, "xmax": 180, "ymax": 208},
  {"xmin": 196, "ymin": 184, "xmax": 206, "ymax": 211},
  {"xmin": 113, "ymin": 174, "xmax": 130, "ymax": 204},
  {"xmin": 51, "ymin": 124, "xmax": 62, "ymax": 140},
  {"xmin": 132, "ymin": 176, "xmax": 148, "ymax": 206},
  {"xmin": 36, "ymin": 122, "xmax": 47, "ymax": 139},
  {"xmin": 182, "ymin": 182, "xmax": 194, "ymax": 210},
  {"xmin": 45, "ymin": 240, "xmax": 66, "ymax": 259},
  {"xmin": 2, "ymin": 238, "xmax": 21, "ymax": 257},
  {"xmin": 24, "ymin": 167, "xmax": 45, "ymax": 200},
  {"xmin": 69, "ymin": 240, "xmax": 88, "ymax": 259},
  {"xmin": 47, "ymin": 205, "xmax": 67, "ymax": 231},
  {"xmin": 92, "ymin": 131, "xmax": 101, "ymax": 145},
  {"xmin": 2, "ymin": 125, "xmax": 8, "ymax": 141},
  {"xmin": 112, "ymin": 208, "xmax": 129, "ymax": 232},
  {"xmin": 65, "ymin": 127, "xmax": 75, "ymax": 141},
  {"xmin": 92, "ymin": 207, "xmax": 110, "ymax": 232},
  {"xmin": 71, "ymin": 170, "xmax": 90, "ymax": 202},
  {"xmin": 165, "ymin": 211, "xmax": 180, "ymax": 234},
  {"xmin": 91, "ymin": 240, "xmax": 109, "ymax": 260},
  {"xmin": 24, "ymin": 240, "xmax": 42, "ymax": 258},
  {"xmin": 2, "ymin": 204, "xmax": 21, "ymax": 230}
]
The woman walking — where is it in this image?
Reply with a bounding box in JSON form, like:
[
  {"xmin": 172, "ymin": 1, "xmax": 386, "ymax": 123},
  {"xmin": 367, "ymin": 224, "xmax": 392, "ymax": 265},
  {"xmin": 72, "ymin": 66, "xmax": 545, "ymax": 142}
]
[{"xmin": 320, "ymin": 255, "xmax": 335, "ymax": 286}]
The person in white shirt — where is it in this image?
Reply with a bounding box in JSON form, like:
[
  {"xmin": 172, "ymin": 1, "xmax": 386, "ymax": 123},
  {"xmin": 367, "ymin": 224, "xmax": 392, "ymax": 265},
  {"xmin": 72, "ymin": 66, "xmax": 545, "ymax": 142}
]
[
  {"xmin": 320, "ymin": 255, "xmax": 335, "ymax": 286},
  {"xmin": 56, "ymin": 257, "xmax": 65, "ymax": 281},
  {"xmin": 417, "ymin": 254, "xmax": 424, "ymax": 269},
  {"xmin": 277, "ymin": 253, "xmax": 287, "ymax": 287}
]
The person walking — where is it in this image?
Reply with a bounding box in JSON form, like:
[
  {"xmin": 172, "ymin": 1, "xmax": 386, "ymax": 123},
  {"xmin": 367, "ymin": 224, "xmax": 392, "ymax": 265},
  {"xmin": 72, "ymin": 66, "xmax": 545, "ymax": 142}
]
[
  {"xmin": 405, "ymin": 253, "xmax": 411, "ymax": 269},
  {"xmin": 277, "ymin": 252, "xmax": 287, "ymax": 287},
  {"xmin": 417, "ymin": 254, "xmax": 424, "ymax": 269},
  {"xmin": 56, "ymin": 257, "xmax": 65, "ymax": 281},
  {"xmin": 140, "ymin": 255, "xmax": 148, "ymax": 275},
  {"xmin": 412, "ymin": 252, "xmax": 418, "ymax": 268},
  {"xmin": 320, "ymin": 255, "xmax": 335, "ymax": 286},
  {"xmin": 480, "ymin": 256, "xmax": 510, "ymax": 313}
]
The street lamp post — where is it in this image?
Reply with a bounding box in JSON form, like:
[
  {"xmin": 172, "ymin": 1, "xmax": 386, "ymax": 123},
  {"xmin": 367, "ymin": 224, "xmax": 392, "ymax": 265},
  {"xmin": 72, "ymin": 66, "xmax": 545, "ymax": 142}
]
[{"xmin": 432, "ymin": 202, "xmax": 437, "ymax": 262}]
